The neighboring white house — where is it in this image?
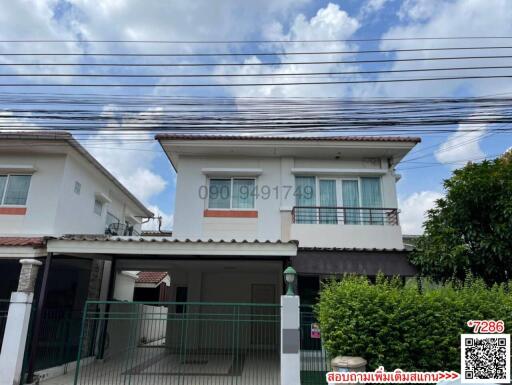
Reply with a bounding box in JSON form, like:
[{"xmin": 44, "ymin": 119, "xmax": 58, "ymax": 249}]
[
  {"xmin": 0, "ymin": 131, "xmax": 152, "ymax": 238},
  {"xmin": 0, "ymin": 131, "xmax": 153, "ymax": 381}
]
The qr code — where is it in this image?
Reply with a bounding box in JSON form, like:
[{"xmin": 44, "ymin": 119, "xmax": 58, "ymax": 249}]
[{"xmin": 461, "ymin": 334, "xmax": 510, "ymax": 383}]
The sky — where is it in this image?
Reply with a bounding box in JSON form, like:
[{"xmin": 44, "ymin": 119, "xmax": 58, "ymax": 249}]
[{"xmin": 0, "ymin": 0, "xmax": 511, "ymax": 234}]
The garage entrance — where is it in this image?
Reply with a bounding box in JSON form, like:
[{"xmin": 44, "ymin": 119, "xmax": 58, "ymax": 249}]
[{"xmin": 73, "ymin": 300, "xmax": 281, "ymax": 385}]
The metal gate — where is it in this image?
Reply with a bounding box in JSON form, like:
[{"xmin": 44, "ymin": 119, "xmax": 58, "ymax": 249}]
[
  {"xmin": 74, "ymin": 301, "xmax": 280, "ymax": 385},
  {"xmin": 300, "ymin": 305, "xmax": 330, "ymax": 385}
]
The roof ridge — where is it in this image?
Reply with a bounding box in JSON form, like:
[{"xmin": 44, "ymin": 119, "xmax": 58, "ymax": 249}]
[{"xmin": 155, "ymin": 133, "xmax": 421, "ymax": 142}]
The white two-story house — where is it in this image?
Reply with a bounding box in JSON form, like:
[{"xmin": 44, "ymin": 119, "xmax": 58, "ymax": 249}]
[
  {"xmin": 0, "ymin": 131, "xmax": 152, "ymax": 378},
  {"xmin": 14, "ymin": 133, "xmax": 421, "ymax": 384},
  {"xmin": 47, "ymin": 134, "xmax": 419, "ymax": 307},
  {"xmin": 158, "ymin": 134, "xmax": 419, "ymax": 303}
]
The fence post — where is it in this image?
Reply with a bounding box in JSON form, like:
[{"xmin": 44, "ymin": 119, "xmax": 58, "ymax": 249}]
[
  {"xmin": 0, "ymin": 259, "xmax": 42, "ymax": 385},
  {"xmin": 281, "ymin": 294, "xmax": 300, "ymax": 385}
]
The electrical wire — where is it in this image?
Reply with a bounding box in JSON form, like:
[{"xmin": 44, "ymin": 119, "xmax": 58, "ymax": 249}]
[
  {"xmin": 2, "ymin": 54, "xmax": 512, "ymax": 68},
  {"xmin": 3, "ymin": 45, "xmax": 512, "ymax": 57},
  {"xmin": 3, "ymin": 65, "xmax": 512, "ymax": 78},
  {"xmin": 3, "ymin": 36, "xmax": 512, "ymax": 43}
]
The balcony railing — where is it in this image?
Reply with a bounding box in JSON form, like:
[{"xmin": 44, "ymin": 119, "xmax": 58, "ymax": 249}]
[{"xmin": 292, "ymin": 206, "xmax": 399, "ymax": 225}]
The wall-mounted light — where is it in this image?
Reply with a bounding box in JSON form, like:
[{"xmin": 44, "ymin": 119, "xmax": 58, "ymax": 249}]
[{"xmin": 283, "ymin": 266, "xmax": 297, "ymax": 296}]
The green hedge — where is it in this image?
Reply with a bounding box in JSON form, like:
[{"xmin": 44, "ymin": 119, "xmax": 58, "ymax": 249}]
[{"xmin": 316, "ymin": 275, "xmax": 512, "ymax": 371}]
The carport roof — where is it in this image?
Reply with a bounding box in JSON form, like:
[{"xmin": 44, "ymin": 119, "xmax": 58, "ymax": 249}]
[{"xmin": 46, "ymin": 235, "xmax": 298, "ymax": 257}]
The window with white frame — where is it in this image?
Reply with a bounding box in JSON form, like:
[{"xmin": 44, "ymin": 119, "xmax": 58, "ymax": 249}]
[
  {"xmin": 294, "ymin": 176, "xmax": 383, "ymax": 224},
  {"xmin": 208, "ymin": 178, "xmax": 256, "ymax": 209},
  {"xmin": 0, "ymin": 175, "xmax": 32, "ymax": 205}
]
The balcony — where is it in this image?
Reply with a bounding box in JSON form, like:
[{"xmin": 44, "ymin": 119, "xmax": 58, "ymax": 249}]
[
  {"xmin": 291, "ymin": 206, "xmax": 399, "ymax": 226},
  {"xmin": 290, "ymin": 206, "xmax": 403, "ymax": 249}
]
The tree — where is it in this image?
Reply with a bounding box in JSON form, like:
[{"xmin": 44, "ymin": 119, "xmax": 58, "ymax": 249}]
[{"xmin": 409, "ymin": 150, "xmax": 512, "ymax": 284}]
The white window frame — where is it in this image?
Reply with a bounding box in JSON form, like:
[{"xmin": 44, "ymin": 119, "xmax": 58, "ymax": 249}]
[
  {"xmin": 207, "ymin": 177, "xmax": 257, "ymax": 210},
  {"xmin": 296, "ymin": 176, "xmax": 383, "ymax": 208},
  {"xmin": 0, "ymin": 174, "xmax": 32, "ymax": 206}
]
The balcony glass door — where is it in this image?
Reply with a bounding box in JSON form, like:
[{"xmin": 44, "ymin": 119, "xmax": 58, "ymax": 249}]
[
  {"xmin": 295, "ymin": 176, "xmax": 316, "ymax": 223},
  {"xmin": 342, "ymin": 180, "xmax": 360, "ymax": 224},
  {"xmin": 319, "ymin": 179, "xmax": 337, "ymax": 224},
  {"xmin": 361, "ymin": 177, "xmax": 383, "ymax": 224}
]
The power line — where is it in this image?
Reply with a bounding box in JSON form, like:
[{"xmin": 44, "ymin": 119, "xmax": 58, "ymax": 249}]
[
  {"xmin": 3, "ymin": 65, "xmax": 512, "ymax": 78},
  {"xmin": 2, "ymin": 36, "xmax": 512, "ymax": 43},
  {"xmin": 398, "ymin": 152, "xmax": 506, "ymax": 170},
  {"xmin": 2, "ymin": 74, "xmax": 512, "ymax": 87},
  {"xmin": 2, "ymin": 46, "xmax": 512, "ymax": 57},
  {"xmin": 2, "ymin": 55, "xmax": 512, "ymax": 68}
]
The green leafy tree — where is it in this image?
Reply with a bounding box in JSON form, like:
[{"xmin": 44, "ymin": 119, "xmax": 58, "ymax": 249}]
[{"xmin": 410, "ymin": 150, "xmax": 512, "ymax": 284}]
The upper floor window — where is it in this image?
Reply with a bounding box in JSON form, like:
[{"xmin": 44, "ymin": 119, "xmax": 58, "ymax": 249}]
[
  {"xmin": 0, "ymin": 175, "xmax": 31, "ymax": 206},
  {"xmin": 294, "ymin": 176, "xmax": 384, "ymax": 224},
  {"xmin": 208, "ymin": 178, "xmax": 255, "ymax": 209}
]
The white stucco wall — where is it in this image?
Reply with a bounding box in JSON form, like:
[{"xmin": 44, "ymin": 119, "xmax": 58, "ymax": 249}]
[
  {"xmin": 291, "ymin": 224, "xmax": 404, "ymax": 249},
  {"xmin": 0, "ymin": 148, "xmax": 146, "ymax": 236},
  {"xmin": 0, "ymin": 153, "xmax": 64, "ymax": 236},
  {"xmin": 113, "ymin": 271, "xmax": 137, "ymax": 301},
  {"xmin": 172, "ymin": 154, "xmax": 403, "ymax": 248},
  {"xmin": 54, "ymin": 151, "xmax": 144, "ymax": 235}
]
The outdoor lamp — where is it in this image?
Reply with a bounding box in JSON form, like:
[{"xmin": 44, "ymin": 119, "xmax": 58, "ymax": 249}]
[{"xmin": 283, "ymin": 266, "xmax": 297, "ymax": 296}]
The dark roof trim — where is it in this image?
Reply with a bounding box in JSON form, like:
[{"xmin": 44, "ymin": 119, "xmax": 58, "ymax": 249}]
[
  {"xmin": 0, "ymin": 131, "xmax": 153, "ymax": 217},
  {"xmin": 294, "ymin": 249, "xmax": 416, "ymax": 276},
  {"xmin": 298, "ymin": 246, "xmax": 407, "ymax": 252},
  {"xmin": 156, "ymin": 134, "xmax": 421, "ymax": 143}
]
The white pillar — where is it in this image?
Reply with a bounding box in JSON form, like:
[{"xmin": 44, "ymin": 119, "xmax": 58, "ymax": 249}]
[
  {"xmin": 281, "ymin": 295, "xmax": 300, "ymax": 385},
  {"xmin": 0, "ymin": 259, "xmax": 42, "ymax": 385}
]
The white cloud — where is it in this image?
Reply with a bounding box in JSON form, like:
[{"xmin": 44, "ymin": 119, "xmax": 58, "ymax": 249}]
[
  {"xmin": 142, "ymin": 205, "xmax": 174, "ymax": 231},
  {"xmin": 434, "ymin": 126, "xmax": 486, "ymax": 166},
  {"xmin": 361, "ymin": 0, "xmax": 393, "ymax": 16},
  {"xmin": 399, "ymin": 191, "xmax": 443, "ymax": 234},
  {"xmin": 84, "ymin": 107, "xmax": 168, "ymax": 208},
  {"xmin": 397, "ymin": 0, "xmax": 445, "ymax": 21},
  {"xmin": 66, "ymin": 0, "xmax": 310, "ymax": 52},
  {"xmin": 434, "ymin": 109, "xmax": 502, "ymax": 166},
  {"xmin": 368, "ymin": 0, "xmax": 512, "ymax": 98},
  {"xmin": 217, "ymin": 3, "xmax": 361, "ymax": 98}
]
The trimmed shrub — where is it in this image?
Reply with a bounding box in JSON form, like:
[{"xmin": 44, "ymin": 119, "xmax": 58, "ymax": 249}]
[{"xmin": 316, "ymin": 275, "xmax": 512, "ymax": 371}]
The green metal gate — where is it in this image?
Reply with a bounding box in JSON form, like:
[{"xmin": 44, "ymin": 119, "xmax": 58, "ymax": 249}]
[
  {"xmin": 300, "ymin": 305, "xmax": 330, "ymax": 385},
  {"xmin": 74, "ymin": 301, "xmax": 280, "ymax": 385}
]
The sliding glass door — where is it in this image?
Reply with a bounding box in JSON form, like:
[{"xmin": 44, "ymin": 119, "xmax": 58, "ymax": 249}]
[
  {"xmin": 294, "ymin": 176, "xmax": 383, "ymax": 225},
  {"xmin": 319, "ymin": 179, "xmax": 337, "ymax": 224},
  {"xmin": 342, "ymin": 179, "xmax": 360, "ymax": 224},
  {"xmin": 295, "ymin": 176, "xmax": 316, "ymax": 223},
  {"xmin": 361, "ymin": 177, "xmax": 383, "ymax": 224}
]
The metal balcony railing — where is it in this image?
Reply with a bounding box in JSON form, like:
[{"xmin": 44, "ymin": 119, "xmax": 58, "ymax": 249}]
[{"xmin": 292, "ymin": 206, "xmax": 399, "ymax": 225}]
